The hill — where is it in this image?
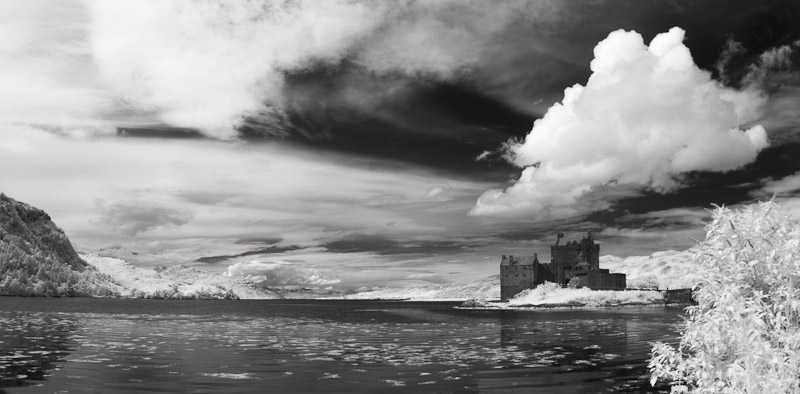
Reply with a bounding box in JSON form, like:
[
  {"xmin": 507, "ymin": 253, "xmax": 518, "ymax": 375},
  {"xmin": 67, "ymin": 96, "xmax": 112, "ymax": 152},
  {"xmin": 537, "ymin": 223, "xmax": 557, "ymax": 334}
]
[{"xmin": 0, "ymin": 193, "xmax": 119, "ymax": 296}]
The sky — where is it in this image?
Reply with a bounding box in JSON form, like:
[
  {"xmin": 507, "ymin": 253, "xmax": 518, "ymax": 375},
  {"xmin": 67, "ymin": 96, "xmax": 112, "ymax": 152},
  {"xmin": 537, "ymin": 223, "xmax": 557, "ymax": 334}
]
[{"xmin": 2, "ymin": 0, "xmax": 800, "ymax": 289}]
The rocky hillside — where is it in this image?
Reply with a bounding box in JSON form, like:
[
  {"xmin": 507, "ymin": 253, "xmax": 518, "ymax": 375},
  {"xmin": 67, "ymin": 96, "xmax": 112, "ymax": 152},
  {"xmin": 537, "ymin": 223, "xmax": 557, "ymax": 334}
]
[{"xmin": 0, "ymin": 193, "xmax": 119, "ymax": 296}]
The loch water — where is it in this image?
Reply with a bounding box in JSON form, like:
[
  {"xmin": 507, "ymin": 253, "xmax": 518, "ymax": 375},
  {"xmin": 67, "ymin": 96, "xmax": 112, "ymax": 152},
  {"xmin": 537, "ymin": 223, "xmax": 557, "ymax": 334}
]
[{"xmin": 0, "ymin": 298, "xmax": 683, "ymax": 393}]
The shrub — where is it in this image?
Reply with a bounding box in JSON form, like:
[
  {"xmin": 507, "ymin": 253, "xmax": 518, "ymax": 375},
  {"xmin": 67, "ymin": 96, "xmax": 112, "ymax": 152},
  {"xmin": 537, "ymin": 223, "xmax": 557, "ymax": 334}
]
[{"xmin": 649, "ymin": 201, "xmax": 800, "ymax": 393}]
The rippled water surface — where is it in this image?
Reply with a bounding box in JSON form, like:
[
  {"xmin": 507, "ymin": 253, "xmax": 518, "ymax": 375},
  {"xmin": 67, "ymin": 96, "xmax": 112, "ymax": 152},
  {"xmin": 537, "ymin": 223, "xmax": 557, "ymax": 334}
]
[{"xmin": 0, "ymin": 298, "xmax": 683, "ymax": 393}]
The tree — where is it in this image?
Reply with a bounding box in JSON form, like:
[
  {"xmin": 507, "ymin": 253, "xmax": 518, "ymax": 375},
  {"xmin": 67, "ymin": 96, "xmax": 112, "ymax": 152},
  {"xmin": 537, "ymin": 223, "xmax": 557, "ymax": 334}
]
[{"xmin": 650, "ymin": 201, "xmax": 800, "ymax": 393}]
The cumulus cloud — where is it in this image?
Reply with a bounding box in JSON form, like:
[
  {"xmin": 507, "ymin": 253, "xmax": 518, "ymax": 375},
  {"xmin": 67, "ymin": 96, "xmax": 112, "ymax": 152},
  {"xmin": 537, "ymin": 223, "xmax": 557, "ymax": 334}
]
[
  {"xmin": 225, "ymin": 260, "xmax": 340, "ymax": 286},
  {"xmin": 471, "ymin": 27, "xmax": 769, "ymax": 218},
  {"xmin": 96, "ymin": 200, "xmax": 194, "ymax": 236}
]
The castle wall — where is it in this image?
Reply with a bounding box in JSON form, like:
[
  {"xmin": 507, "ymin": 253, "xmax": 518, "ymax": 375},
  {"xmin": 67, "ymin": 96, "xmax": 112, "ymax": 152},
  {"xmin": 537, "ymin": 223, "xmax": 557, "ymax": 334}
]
[
  {"xmin": 582, "ymin": 271, "xmax": 626, "ymax": 290},
  {"xmin": 663, "ymin": 288, "xmax": 695, "ymax": 304},
  {"xmin": 500, "ymin": 264, "xmax": 535, "ymax": 301}
]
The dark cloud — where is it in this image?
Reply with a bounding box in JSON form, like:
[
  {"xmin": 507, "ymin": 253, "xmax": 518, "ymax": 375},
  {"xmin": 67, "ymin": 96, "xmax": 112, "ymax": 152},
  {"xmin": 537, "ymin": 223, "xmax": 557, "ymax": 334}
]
[
  {"xmin": 117, "ymin": 126, "xmax": 204, "ymax": 139},
  {"xmin": 174, "ymin": 191, "xmax": 238, "ymax": 206},
  {"xmin": 234, "ymin": 237, "xmax": 283, "ymax": 245},
  {"xmin": 195, "ymin": 245, "xmax": 302, "ymax": 264},
  {"xmin": 323, "ymin": 236, "xmax": 474, "ymax": 256}
]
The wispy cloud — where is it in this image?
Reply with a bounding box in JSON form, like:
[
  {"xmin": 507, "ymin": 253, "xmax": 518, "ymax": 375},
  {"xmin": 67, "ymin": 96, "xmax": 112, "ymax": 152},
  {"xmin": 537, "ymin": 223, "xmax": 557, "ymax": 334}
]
[
  {"xmin": 0, "ymin": 0, "xmax": 114, "ymax": 133},
  {"xmin": 616, "ymin": 207, "xmax": 711, "ymax": 228},
  {"xmin": 0, "ymin": 124, "xmax": 492, "ymax": 262},
  {"xmin": 1, "ymin": 0, "xmax": 565, "ymax": 138},
  {"xmin": 742, "ymin": 39, "xmax": 800, "ymax": 87},
  {"xmin": 95, "ymin": 199, "xmax": 194, "ymax": 236}
]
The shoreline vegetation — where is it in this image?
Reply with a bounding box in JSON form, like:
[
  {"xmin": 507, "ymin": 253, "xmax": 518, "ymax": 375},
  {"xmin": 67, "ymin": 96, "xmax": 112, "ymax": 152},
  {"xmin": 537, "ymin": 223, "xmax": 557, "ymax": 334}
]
[
  {"xmin": 649, "ymin": 201, "xmax": 800, "ymax": 393},
  {"xmin": 456, "ymin": 284, "xmax": 680, "ymax": 310},
  {"xmin": 457, "ymin": 302, "xmax": 684, "ymax": 310}
]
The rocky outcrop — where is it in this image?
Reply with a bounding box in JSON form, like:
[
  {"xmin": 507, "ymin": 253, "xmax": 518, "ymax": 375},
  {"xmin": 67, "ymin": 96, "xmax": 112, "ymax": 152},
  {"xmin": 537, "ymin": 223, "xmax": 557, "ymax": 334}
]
[{"xmin": 0, "ymin": 194, "xmax": 86, "ymax": 271}]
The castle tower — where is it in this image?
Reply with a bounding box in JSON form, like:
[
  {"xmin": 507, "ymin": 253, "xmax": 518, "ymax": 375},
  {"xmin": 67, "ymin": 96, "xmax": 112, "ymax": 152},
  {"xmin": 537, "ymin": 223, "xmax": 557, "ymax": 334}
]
[
  {"xmin": 550, "ymin": 231, "xmax": 599, "ymax": 285},
  {"xmin": 577, "ymin": 231, "xmax": 600, "ymax": 269}
]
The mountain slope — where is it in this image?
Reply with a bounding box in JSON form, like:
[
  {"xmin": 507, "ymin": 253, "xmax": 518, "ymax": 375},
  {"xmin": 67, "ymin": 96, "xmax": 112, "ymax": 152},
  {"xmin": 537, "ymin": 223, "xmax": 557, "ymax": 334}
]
[
  {"xmin": 83, "ymin": 254, "xmax": 280, "ymax": 299},
  {"xmin": 0, "ymin": 193, "xmax": 119, "ymax": 296}
]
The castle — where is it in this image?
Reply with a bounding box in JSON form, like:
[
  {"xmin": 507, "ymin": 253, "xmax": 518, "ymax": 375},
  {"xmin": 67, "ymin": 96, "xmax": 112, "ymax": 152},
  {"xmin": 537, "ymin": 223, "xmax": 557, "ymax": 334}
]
[{"xmin": 500, "ymin": 232, "xmax": 626, "ymax": 301}]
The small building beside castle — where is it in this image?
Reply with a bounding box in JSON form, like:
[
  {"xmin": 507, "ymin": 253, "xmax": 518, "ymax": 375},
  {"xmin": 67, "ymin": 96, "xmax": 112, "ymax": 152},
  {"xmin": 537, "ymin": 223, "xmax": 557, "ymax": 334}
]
[{"xmin": 500, "ymin": 232, "xmax": 626, "ymax": 301}]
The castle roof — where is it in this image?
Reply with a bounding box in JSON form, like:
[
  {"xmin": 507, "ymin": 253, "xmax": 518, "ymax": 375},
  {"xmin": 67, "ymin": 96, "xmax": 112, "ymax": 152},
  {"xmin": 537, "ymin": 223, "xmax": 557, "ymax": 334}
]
[{"xmin": 500, "ymin": 255, "xmax": 538, "ymax": 266}]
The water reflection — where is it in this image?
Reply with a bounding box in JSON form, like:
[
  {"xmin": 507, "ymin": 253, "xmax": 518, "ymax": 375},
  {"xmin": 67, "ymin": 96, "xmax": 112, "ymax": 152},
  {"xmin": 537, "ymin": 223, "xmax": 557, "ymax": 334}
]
[
  {"xmin": 0, "ymin": 312, "xmax": 76, "ymax": 388},
  {"xmin": 0, "ymin": 299, "xmax": 682, "ymax": 393},
  {"xmin": 458, "ymin": 311, "xmax": 653, "ymax": 393},
  {"xmin": 498, "ymin": 314, "xmax": 627, "ymax": 362}
]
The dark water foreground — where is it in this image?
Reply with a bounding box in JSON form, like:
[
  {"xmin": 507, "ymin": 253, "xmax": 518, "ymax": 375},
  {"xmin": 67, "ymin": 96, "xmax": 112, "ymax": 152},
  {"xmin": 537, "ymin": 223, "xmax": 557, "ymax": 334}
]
[{"xmin": 0, "ymin": 298, "xmax": 683, "ymax": 393}]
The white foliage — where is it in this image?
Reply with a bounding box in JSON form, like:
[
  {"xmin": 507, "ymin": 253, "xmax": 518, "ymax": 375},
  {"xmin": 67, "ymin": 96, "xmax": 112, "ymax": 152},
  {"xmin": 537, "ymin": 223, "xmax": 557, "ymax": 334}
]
[
  {"xmin": 0, "ymin": 193, "xmax": 120, "ymax": 297},
  {"xmin": 650, "ymin": 201, "xmax": 800, "ymax": 393},
  {"xmin": 508, "ymin": 281, "xmax": 662, "ymax": 307},
  {"xmin": 83, "ymin": 254, "xmax": 279, "ymax": 300}
]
